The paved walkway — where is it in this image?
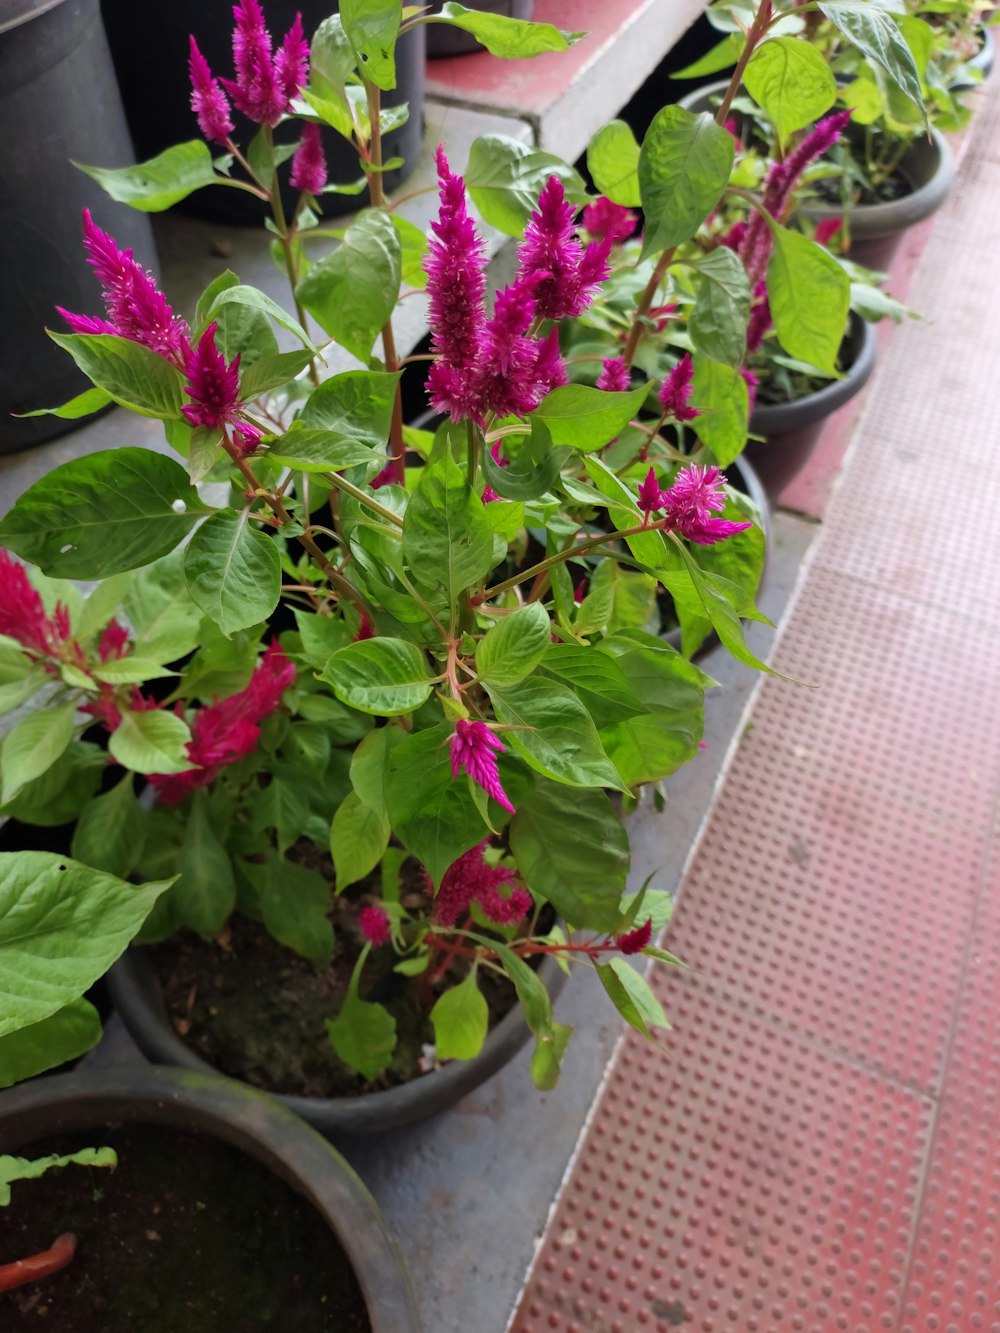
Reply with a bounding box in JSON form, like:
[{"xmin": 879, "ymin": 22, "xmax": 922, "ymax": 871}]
[{"xmin": 511, "ymin": 79, "xmax": 1000, "ymax": 1333}]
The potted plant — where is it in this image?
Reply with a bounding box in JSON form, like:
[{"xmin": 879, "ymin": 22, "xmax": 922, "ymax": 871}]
[
  {"xmin": 425, "ymin": 0, "xmax": 536, "ymax": 59},
  {"xmin": 0, "ymin": 0, "xmax": 899, "ymax": 1131},
  {"xmin": 0, "ymin": 1067, "xmax": 418, "ymax": 1329}
]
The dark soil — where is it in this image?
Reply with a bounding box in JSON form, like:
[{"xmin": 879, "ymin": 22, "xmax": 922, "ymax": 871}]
[
  {"xmin": 812, "ymin": 164, "xmax": 912, "ymax": 208},
  {"xmin": 0, "ymin": 1126, "xmax": 369, "ymax": 1332},
  {"xmin": 146, "ymin": 852, "xmax": 535, "ymax": 1098}
]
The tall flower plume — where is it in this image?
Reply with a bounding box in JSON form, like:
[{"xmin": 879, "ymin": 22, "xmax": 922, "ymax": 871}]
[
  {"xmin": 582, "ymin": 196, "xmax": 638, "ymax": 243},
  {"xmin": 471, "ymin": 280, "xmax": 558, "ymax": 421},
  {"xmin": 597, "ymin": 356, "xmax": 630, "ymax": 393},
  {"xmin": 150, "ymin": 644, "xmax": 296, "ymax": 804},
  {"xmin": 181, "ymin": 322, "xmax": 261, "ymax": 454},
  {"xmin": 449, "ymin": 718, "xmax": 515, "ymax": 814},
  {"xmin": 220, "ymin": 0, "xmax": 308, "ymax": 127},
  {"xmin": 428, "ymin": 842, "xmax": 532, "ymax": 928},
  {"xmin": 0, "ymin": 552, "xmax": 72, "ymax": 658},
  {"xmin": 661, "ymin": 465, "xmax": 752, "ymax": 546},
  {"xmin": 290, "ymin": 121, "xmax": 327, "ymax": 194},
  {"xmin": 658, "ymin": 352, "xmax": 699, "ymax": 423},
  {"xmin": 516, "ymin": 175, "xmax": 613, "ymax": 321},
  {"xmin": 58, "ymin": 211, "xmax": 189, "ymax": 364},
  {"xmin": 189, "ymin": 37, "xmax": 235, "ymax": 144}
]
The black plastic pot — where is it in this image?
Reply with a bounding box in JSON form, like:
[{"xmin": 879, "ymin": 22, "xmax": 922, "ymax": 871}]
[
  {"xmin": 745, "ymin": 311, "xmax": 877, "ymax": 501},
  {"xmin": 107, "ymin": 943, "xmax": 566, "ymax": 1136},
  {"xmin": 0, "ymin": 0, "xmax": 158, "ymax": 455},
  {"xmin": 662, "ymin": 453, "xmax": 772, "ymax": 659},
  {"xmin": 0, "ymin": 1065, "xmax": 419, "ymax": 1330},
  {"xmin": 426, "ymin": 0, "xmax": 534, "ymax": 58},
  {"xmin": 100, "ymin": 0, "xmax": 426, "ymax": 226},
  {"xmin": 678, "ymin": 80, "xmax": 955, "ymax": 273}
]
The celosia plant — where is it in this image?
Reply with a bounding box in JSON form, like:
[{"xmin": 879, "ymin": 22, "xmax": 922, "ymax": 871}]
[{"xmin": 0, "ymin": 0, "xmax": 920, "ymax": 1092}]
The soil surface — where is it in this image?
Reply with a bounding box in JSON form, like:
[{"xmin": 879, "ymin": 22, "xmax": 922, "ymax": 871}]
[
  {"xmin": 147, "ymin": 852, "xmax": 533, "ymax": 1098},
  {"xmin": 0, "ymin": 1126, "xmax": 370, "ymax": 1332},
  {"xmin": 813, "ymin": 164, "xmax": 912, "ymax": 208}
]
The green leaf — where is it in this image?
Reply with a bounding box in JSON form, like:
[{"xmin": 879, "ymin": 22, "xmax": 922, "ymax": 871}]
[
  {"xmin": 532, "ymin": 383, "xmax": 648, "ymax": 451},
  {"xmin": 430, "ymin": 970, "xmax": 489, "ymax": 1060},
  {"xmin": 819, "ymin": 2, "xmax": 925, "ymax": 117},
  {"xmin": 0, "ymin": 742, "xmax": 104, "ymax": 828},
  {"xmin": 184, "ymin": 509, "xmax": 281, "ymax": 637},
  {"xmin": 256, "ymin": 768, "xmax": 311, "ymax": 854},
  {"xmin": 71, "ymin": 775, "xmax": 146, "ymax": 879},
  {"xmin": 75, "ymin": 141, "xmax": 220, "ymax": 211},
  {"xmin": 0, "ymin": 851, "xmax": 172, "ymax": 1037},
  {"xmin": 539, "ymin": 644, "xmax": 644, "ymax": 728},
  {"xmin": 638, "ymin": 107, "xmax": 734, "ymax": 259},
  {"xmin": 349, "ymin": 726, "xmax": 399, "ymax": 814},
  {"xmin": 322, "ymin": 638, "xmax": 432, "ymax": 716},
  {"xmin": 509, "ymin": 783, "xmax": 628, "ymax": 931},
  {"xmin": 108, "ymin": 707, "xmax": 193, "ymax": 775},
  {"xmin": 465, "ymin": 135, "xmax": 588, "ymax": 237},
  {"xmin": 672, "ymin": 32, "xmax": 742, "ymax": 78},
  {"xmin": 489, "ymin": 940, "xmax": 553, "ymax": 1037},
  {"xmin": 485, "ymin": 677, "xmax": 626, "ymax": 792},
  {"xmin": 310, "ymin": 13, "xmax": 356, "ymax": 108},
  {"xmin": 384, "ymin": 723, "xmax": 487, "ymax": 886},
  {"xmin": 598, "ymin": 637, "xmax": 706, "ymax": 786},
  {"xmin": 0, "ymin": 702, "xmax": 76, "ymax": 805},
  {"xmin": 125, "ymin": 551, "xmax": 205, "ymax": 663},
  {"xmin": 766, "ymin": 225, "xmax": 851, "ymax": 375},
  {"xmin": 297, "ymin": 209, "xmax": 401, "ymax": 362},
  {"xmin": 0, "ymin": 449, "xmax": 210, "ymax": 579},
  {"xmin": 238, "ymin": 349, "xmax": 315, "ymax": 399},
  {"xmin": 326, "ymin": 950, "xmax": 397, "ymax": 1080},
  {"xmin": 91, "ymin": 657, "xmax": 178, "ymax": 685},
  {"xmin": 586, "ymin": 120, "xmax": 641, "ymax": 207},
  {"xmin": 403, "ymin": 455, "xmax": 496, "ymax": 605},
  {"xmin": 596, "ymin": 956, "xmax": 670, "ymax": 1038},
  {"xmin": 688, "ymin": 249, "xmax": 752, "ymax": 368},
  {"xmin": 293, "ymin": 610, "xmax": 352, "ymax": 671},
  {"xmin": 0, "ymin": 999, "xmax": 103, "ymax": 1091},
  {"xmin": 430, "ymin": 3, "xmax": 576, "ymax": 58},
  {"xmin": 266, "ymin": 370, "xmax": 400, "ymax": 472},
  {"xmin": 481, "ymin": 419, "xmax": 567, "ymax": 500},
  {"xmin": 0, "ymin": 1145, "xmax": 117, "ymax": 1204},
  {"xmin": 0, "ymin": 644, "xmax": 43, "ymax": 713},
  {"xmin": 668, "ymin": 539, "xmax": 773, "ymax": 674},
  {"xmin": 174, "ymin": 791, "xmax": 235, "ymax": 937},
  {"xmin": 17, "ymin": 386, "xmax": 112, "ymax": 421},
  {"xmin": 203, "ymin": 285, "xmax": 318, "ymax": 355},
  {"xmin": 340, "ymin": 0, "xmax": 401, "ymax": 90},
  {"xmin": 331, "ymin": 790, "xmax": 391, "ymax": 889},
  {"xmin": 240, "ymin": 852, "xmax": 333, "ymax": 967},
  {"xmin": 581, "ymin": 457, "xmax": 670, "ymax": 570},
  {"xmin": 47, "ymin": 333, "xmax": 185, "ymax": 419},
  {"xmin": 392, "ymin": 214, "xmax": 429, "ymax": 289},
  {"xmin": 476, "ymin": 604, "xmax": 550, "ymax": 687},
  {"xmin": 530, "ymin": 1020, "xmax": 573, "ymax": 1090},
  {"xmin": 689, "ymin": 358, "xmax": 749, "ymax": 468},
  {"xmin": 744, "ymin": 36, "xmax": 837, "ymax": 142}
]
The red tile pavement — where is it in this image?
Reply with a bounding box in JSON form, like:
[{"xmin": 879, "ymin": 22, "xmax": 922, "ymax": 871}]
[{"xmin": 510, "ymin": 73, "xmax": 1000, "ymax": 1333}]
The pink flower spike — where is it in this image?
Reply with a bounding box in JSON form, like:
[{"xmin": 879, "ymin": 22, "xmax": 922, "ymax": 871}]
[
  {"xmin": 223, "ymin": 0, "xmax": 286, "ymax": 126},
  {"xmin": 636, "ymin": 467, "xmax": 665, "ymax": 517},
  {"xmin": 359, "ymin": 905, "xmax": 392, "ymax": 947},
  {"xmin": 658, "ymin": 353, "xmax": 699, "ymax": 423},
  {"xmin": 815, "ymin": 216, "xmax": 843, "ymax": 247},
  {"xmin": 429, "ymin": 842, "xmax": 528, "ymax": 926},
  {"xmin": 582, "ymin": 196, "xmax": 638, "ymax": 243},
  {"xmin": 597, "ymin": 355, "xmax": 630, "ymax": 393},
  {"xmin": 533, "ymin": 326, "xmax": 568, "ymax": 395},
  {"xmin": 517, "ymin": 176, "xmax": 612, "ymax": 320},
  {"xmin": 275, "ymin": 12, "xmax": 309, "ymax": 105},
  {"xmin": 0, "ymin": 552, "xmax": 63, "ymax": 656},
  {"xmin": 189, "ymin": 36, "xmax": 235, "ymax": 144},
  {"xmin": 472, "ymin": 279, "xmax": 546, "ymax": 420},
  {"xmin": 56, "ymin": 308, "xmax": 119, "ymax": 337},
  {"xmin": 181, "ymin": 322, "xmax": 241, "ymax": 432},
  {"xmin": 449, "ymin": 718, "xmax": 515, "ymax": 815},
  {"xmin": 740, "ymin": 366, "xmax": 759, "ymax": 414},
  {"xmin": 98, "ymin": 619, "xmax": 130, "ymax": 662},
  {"xmin": 616, "ymin": 917, "xmax": 652, "ymax": 954},
  {"xmin": 661, "ymin": 464, "xmax": 752, "ymax": 546},
  {"xmin": 476, "ymin": 878, "xmax": 532, "ymax": 926},
  {"xmin": 290, "ymin": 121, "xmax": 327, "ymax": 194},
  {"xmin": 745, "ymin": 283, "xmax": 772, "ymax": 353}
]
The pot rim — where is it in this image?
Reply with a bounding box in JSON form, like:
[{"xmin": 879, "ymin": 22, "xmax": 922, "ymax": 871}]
[
  {"xmin": 0, "ymin": 1064, "xmax": 420, "ymax": 1331},
  {"xmin": 107, "ymin": 939, "xmax": 567, "ymax": 1136},
  {"xmin": 0, "ymin": 0, "xmax": 67, "ymax": 36},
  {"xmin": 749, "ymin": 310, "xmax": 877, "ymax": 434}
]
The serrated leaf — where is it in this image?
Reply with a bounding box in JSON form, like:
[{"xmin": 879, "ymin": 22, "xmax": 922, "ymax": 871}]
[
  {"xmin": 596, "ymin": 956, "xmax": 670, "ymax": 1038},
  {"xmin": 465, "ymin": 135, "xmax": 588, "ymax": 236},
  {"xmin": 75, "ymin": 141, "xmax": 221, "ymax": 211},
  {"xmin": 0, "ymin": 999, "xmax": 103, "ymax": 1090},
  {"xmin": 638, "ymin": 107, "xmax": 734, "ymax": 258},
  {"xmin": 174, "ymin": 791, "xmax": 235, "ymax": 937},
  {"xmin": 108, "ymin": 707, "xmax": 193, "ymax": 775},
  {"xmin": 71, "ymin": 775, "xmax": 146, "ymax": 879},
  {"xmin": 476, "ymin": 603, "xmax": 551, "ymax": 687},
  {"xmin": 296, "ymin": 210, "xmax": 401, "ymax": 361},
  {"xmin": 430, "ymin": 969, "xmax": 489, "ymax": 1060},
  {"xmin": 326, "ymin": 950, "xmax": 397, "ymax": 1080},
  {"xmin": 586, "ymin": 120, "xmax": 641, "ymax": 207},
  {"xmin": 533, "ymin": 383, "xmax": 648, "ymax": 451},
  {"xmin": 745, "ymin": 36, "xmax": 838, "ymax": 142},
  {"xmin": 0, "ymin": 702, "xmax": 76, "ymax": 804},
  {"xmin": 46, "ymin": 333, "xmax": 185, "ymax": 420},
  {"xmin": 689, "ymin": 248, "xmax": 752, "ymax": 368},
  {"xmin": 322, "ymin": 638, "xmax": 432, "ymax": 715},
  {"xmin": 184, "ymin": 510, "xmax": 281, "ymax": 637},
  {"xmin": 331, "ymin": 790, "xmax": 390, "ymax": 889},
  {"xmin": 766, "ymin": 225, "xmax": 851, "ymax": 375},
  {"xmin": 429, "ymin": 3, "xmax": 576, "ymax": 57}
]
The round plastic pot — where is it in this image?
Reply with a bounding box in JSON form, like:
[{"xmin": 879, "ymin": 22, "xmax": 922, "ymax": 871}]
[
  {"xmin": 426, "ymin": 0, "xmax": 535, "ymax": 58},
  {"xmin": 100, "ymin": 0, "xmax": 426, "ymax": 226},
  {"xmin": 0, "ymin": 1065, "xmax": 419, "ymax": 1331},
  {"xmin": 662, "ymin": 452, "xmax": 772, "ymax": 660},
  {"xmin": 952, "ymin": 24, "xmax": 995, "ymax": 88},
  {"xmin": 744, "ymin": 312, "xmax": 876, "ymax": 501},
  {"xmin": 677, "ymin": 81, "xmax": 955, "ymax": 273},
  {"xmin": 107, "ymin": 943, "xmax": 566, "ymax": 1137},
  {"xmin": 0, "ymin": 0, "xmax": 158, "ymax": 455}
]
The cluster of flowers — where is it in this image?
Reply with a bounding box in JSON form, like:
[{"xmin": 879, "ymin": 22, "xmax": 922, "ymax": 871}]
[{"xmin": 637, "ymin": 464, "xmax": 752, "ymax": 545}]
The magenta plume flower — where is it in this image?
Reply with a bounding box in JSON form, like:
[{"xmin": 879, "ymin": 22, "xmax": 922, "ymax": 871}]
[
  {"xmin": 290, "ymin": 121, "xmax": 327, "ymax": 194},
  {"xmin": 658, "ymin": 353, "xmax": 699, "ymax": 423},
  {"xmin": 0, "ymin": 552, "xmax": 72, "ymax": 658},
  {"xmin": 221, "ymin": 0, "xmax": 307, "ymax": 126},
  {"xmin": 429, "ymin": 842, "xmax": 532, "ymax": 928},
  {"xmin": 661, "ymin": 465, "xmax": 752, "ymax": 546},
  {"xmin": 636, "ymin": 467, "xmax": 666, "ymax": 518},
  {"xmin": 359, "ymin": 905, "xmax": 392, "ymax": 947},
  {"xmin": 516, "ymin": 176, "xmax": 613, "ymax": 321},
  {"xmin": 58, "ymin": 211, "xmax": 189, "ymax": 364},
  {"xmin": 181, "ymin": 322, "xmax": 261, "ymax": 453},
  {"xmin": 189, "ymin": 37, "xmax": 235, "ymax": 144},
  {"xmin": 597, "ymin": 355, "xmax": 630, "ymax": 393},
  {"xmin": 745, "ymin": 283, "xmax": 772, "ymax": 353},
  {"xmin": 740, "ymin": 367, "xmax": 759, "ymax": 414},
  {"xmin": 449, "ymin": 718, "xmax": 515, "ymax": 815},
  {"xmin": 616, "ymin": 917, "xmax": 652, "ymax": 954},
  {"xmin": 150, "ymin": 644, "xmax": 296, "ymax": 804},
  {"xmin": 471, "ymin": 280, "xmax": 548, "ymax": 421},
  {"xmin": 582, "ymin": 196, "xmax": 638, "ymax": 243},
  {"xmin": 425, "ymin": 146, "xmax": 488, "ymax": 422}
]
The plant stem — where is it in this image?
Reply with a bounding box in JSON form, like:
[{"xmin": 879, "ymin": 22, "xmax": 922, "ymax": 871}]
[
  {"xmin": 466, "ymin": 419, "xmax": 481, "ymax": 490},
  {"xmin": 365, "ymin": 79, "xmax": 407, "ymax": 486},
  {"xmin": 482, "ymin": 521, "xmax": 659, "ymax": 601},
  {"xmin": 317, "ymin": 468, "xmax": 406, "ymax": 526},
  {"xmin": 0, "ymin": 1234, "xmax": 77, "ymax": 1293}
]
